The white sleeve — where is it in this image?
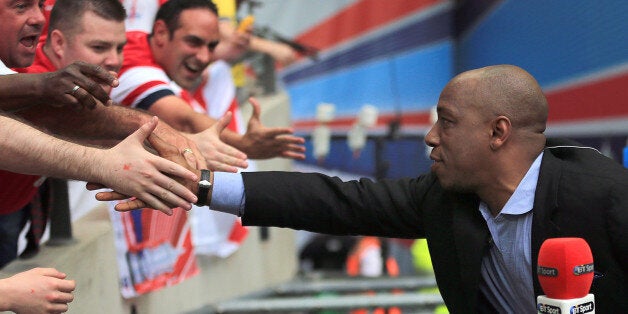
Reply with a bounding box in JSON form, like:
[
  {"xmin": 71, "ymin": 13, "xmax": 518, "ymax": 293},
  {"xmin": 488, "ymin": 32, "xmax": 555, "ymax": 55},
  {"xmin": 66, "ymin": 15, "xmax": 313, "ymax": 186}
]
[{"xmin": 110, "ymin": 65, "xmax": 173, "ymax": 108}]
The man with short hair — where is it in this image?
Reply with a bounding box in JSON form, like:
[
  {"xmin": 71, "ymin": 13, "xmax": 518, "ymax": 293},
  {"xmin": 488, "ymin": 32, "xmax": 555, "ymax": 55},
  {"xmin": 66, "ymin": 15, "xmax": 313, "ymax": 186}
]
[
  {"xmin": 113, "ymin": 0, "xmax": 306, "ymax": 161},
  {"xmin": 0, "ymin": 0, "xmax": 122, "ymax": 111},
  {"xmin": 17, "ymin": 0, "xmax": 246, "ymax": 172},
  {"xmin": 0, "ymin": 0, "xmax": 200, "ymax": 230},
  {"xmin": 103, "ymin": 65, "xmax": 628, "ymax": 313}
]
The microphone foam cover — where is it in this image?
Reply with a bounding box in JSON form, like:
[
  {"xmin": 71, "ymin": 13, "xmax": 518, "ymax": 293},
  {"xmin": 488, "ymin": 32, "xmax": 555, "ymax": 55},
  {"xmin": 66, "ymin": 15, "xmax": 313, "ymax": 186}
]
[{"xmin": 537, "ymin": 237, "xmax": 594, "ymax": 299}]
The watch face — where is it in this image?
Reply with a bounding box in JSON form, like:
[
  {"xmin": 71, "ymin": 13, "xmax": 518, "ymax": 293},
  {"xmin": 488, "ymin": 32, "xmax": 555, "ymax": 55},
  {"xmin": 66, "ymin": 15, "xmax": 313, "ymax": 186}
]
[{"xmin": 199, "ymin": 180, "xmax": 212, "ymax": 188}]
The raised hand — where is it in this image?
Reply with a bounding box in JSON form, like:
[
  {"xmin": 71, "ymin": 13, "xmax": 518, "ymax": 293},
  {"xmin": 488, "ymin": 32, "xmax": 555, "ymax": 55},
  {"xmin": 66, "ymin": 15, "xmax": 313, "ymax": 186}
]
[
  {"xmin": 0, "ymin": 268, "xmax": 76, "ymax": 314},
  {"xmin": 40, "ymin": 61, "xmax": 119, "ymax": 110},
  {"xmin": 214, "ymin": 19, "xmax": 252, "ymax": 62},
  {"xmin": 185, "ymin": 112, "xmax": 249, "ymax": 172},
  {"xmin": 237, "ymin": 97, "xmax": 306, "ymax": 160}
]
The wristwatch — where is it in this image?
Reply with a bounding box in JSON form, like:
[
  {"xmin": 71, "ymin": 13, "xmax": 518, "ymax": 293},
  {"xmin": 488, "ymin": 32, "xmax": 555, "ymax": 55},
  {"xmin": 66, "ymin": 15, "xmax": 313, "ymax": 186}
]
[{"xmin": 195, "ymin": 169, "xmax": 212, "ymax": 206}]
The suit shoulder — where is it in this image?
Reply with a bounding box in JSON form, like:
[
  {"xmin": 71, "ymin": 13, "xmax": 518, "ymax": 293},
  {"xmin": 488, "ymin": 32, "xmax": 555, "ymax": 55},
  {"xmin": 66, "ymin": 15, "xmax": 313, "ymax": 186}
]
[{"xmin": 545, "ymin": 145, "xmax": 628, "ymax": 184}]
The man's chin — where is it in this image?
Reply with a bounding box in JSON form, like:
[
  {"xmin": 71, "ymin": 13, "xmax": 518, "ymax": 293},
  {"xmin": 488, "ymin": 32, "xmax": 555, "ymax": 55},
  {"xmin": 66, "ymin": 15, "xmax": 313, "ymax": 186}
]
[
  {"xmin": 437, "ymin": 177, "xmax": 472, "ymax": 193},
  {"xmin": 176, "ymin": 77, "xmax": 199, "ymax": 91},
  {"xmin": 13, "ymin": 54, "xmax": 36, "ymax": 68}
]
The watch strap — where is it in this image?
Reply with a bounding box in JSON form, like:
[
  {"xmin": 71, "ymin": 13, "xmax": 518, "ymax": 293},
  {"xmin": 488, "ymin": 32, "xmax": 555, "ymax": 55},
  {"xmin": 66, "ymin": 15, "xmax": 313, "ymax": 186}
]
[{"xmin": 195, "ymin": 169, "xmax": 212, "ymax": 206}]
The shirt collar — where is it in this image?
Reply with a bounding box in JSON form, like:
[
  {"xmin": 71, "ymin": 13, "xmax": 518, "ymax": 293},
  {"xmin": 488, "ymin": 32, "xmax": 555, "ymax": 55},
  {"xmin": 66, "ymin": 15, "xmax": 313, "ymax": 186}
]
[{"xmin": 499, "ymin": 152, "xmax": 544, "ymax": 215}]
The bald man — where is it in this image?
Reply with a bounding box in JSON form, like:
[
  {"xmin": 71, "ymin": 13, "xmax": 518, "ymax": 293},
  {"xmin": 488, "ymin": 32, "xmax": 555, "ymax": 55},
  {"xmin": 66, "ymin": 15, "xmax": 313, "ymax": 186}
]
[{"xmin": 99, "ymin": 65, "xmax": 628, "ymax": 313}]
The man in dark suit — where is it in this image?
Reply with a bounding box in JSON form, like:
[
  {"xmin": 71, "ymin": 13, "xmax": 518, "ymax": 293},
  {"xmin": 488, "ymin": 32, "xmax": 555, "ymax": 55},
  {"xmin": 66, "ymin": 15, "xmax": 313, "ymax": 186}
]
[{"xmin": 101, "ymin": 64, "xmax": 628, "ymax": 313}]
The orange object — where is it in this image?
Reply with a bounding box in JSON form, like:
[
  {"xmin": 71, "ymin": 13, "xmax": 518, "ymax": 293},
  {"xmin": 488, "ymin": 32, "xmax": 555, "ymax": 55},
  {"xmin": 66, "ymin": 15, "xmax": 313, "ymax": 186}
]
[
  {"xmin": 346, "ymin": 237, "xmax": 381, "ymax": 276},
  {"xmin": 237, "ymin": 15, "xmax": 254, "ymax": 33},
  {"xmin": 348, "ymin": 238, "xmax": 405, "ymax": 313}
]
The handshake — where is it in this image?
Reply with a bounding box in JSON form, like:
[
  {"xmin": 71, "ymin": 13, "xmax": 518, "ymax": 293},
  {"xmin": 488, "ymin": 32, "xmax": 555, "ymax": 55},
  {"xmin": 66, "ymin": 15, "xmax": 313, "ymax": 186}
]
[
  {"xmin": 88, "ymin": 121, "xmax": 209, "ymax": 215},
  {"xmin": 83, "ymin": 97, "xmax": 305, "ymax": 215}
]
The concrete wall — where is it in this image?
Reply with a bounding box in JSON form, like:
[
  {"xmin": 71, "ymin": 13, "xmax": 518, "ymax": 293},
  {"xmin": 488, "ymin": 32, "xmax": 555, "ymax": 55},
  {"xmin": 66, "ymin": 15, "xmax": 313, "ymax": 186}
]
[{"xmin": 0, "ymin": 93, "xmax": 299, "ymax": 314}]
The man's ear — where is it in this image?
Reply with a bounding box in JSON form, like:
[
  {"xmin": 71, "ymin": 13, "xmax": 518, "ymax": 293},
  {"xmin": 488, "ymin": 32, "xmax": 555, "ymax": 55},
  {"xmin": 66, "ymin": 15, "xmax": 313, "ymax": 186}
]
[
  {"xmin": 152, "ymin": 20, "xmax": 169, "ymax": 46},
  {"xmin": 49, "ymin": 29, "xmax": 66, "ymax": 59},
  {"xmin": 489, "ymin": 116, "xmax": 511, "ymax": 150}
]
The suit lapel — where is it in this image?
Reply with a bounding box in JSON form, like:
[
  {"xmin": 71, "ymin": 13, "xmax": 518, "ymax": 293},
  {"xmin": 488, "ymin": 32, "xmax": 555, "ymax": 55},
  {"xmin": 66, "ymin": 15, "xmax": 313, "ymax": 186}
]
[
  {"xmin": 531, "ymin": 149, "xmax": 563, "ymax": 295},
  {"xmin": 451, "ymin": 194, "xmax": 489, "ymax": 306}
]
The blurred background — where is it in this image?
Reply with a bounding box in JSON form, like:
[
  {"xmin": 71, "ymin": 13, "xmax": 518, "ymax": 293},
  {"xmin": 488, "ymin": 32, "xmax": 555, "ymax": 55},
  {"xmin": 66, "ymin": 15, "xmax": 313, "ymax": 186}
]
[
  {"xmin": 242, "ymin": 0, "xmax": 627, "ymax": 177},
  {"xmin": 211, "ymin": 0, "xmax": 628, "ymax": 312},
  {"xmin": 2, "ymin": 1, "xmax": 626, "ymax": 313}
]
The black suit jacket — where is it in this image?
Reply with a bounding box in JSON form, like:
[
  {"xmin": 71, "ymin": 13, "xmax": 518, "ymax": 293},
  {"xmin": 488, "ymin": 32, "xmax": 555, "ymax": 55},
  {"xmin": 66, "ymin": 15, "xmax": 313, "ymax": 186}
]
[{"xmin": 241, "ymin": 145, "xmax": 628, "ymax": 313}]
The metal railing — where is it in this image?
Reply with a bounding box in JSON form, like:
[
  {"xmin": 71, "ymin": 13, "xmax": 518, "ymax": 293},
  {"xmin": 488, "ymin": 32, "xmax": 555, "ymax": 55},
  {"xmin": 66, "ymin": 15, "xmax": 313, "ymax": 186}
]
[
  {"xmin": 190, "ymin": 275, "xmax": 444, "ymax": 314},
  {"xmin": 47, "ymin": 178, "xmax": 74, "ymax": 246}
]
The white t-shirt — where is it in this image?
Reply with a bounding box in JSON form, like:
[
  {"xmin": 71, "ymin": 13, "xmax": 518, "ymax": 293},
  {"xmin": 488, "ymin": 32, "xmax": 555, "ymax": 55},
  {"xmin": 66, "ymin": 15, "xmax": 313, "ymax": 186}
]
[{"xmin": 0, "ymin": 60, "xmax": 16, "ymax": 75}]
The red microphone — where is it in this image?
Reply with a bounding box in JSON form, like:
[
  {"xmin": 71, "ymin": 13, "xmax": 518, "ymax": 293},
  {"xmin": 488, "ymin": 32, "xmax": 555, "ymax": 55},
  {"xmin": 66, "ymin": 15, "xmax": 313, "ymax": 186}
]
[{"xmin": 537, "ymin": 237, "xmax": 595, "ymax": 314}]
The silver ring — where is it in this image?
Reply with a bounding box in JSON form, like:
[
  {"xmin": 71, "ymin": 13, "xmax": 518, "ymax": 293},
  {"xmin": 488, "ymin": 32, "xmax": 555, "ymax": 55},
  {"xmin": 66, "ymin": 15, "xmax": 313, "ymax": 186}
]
[
  {"xmin": 182, "ymin": 148, "xmax": 194, "ymax": 154},
  {"xmin": 71, "ymin": 85, "xmax": 80, "ymax": 95}
]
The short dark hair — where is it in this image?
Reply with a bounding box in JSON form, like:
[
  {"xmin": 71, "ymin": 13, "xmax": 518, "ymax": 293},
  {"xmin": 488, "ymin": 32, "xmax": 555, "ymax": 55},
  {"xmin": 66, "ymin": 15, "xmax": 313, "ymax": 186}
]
[
  {"xmin": 48, "ymin": 0, "xmax": 127, "ymax": 39},
  {"xmin": 154, "ymin": 0, "xmax": 218, "ymax": 38}
]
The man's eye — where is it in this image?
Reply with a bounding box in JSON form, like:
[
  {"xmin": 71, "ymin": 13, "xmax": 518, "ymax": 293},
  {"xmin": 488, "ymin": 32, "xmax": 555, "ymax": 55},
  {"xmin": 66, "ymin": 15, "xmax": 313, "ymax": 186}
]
[
  {"xmin": 185, "ymin": 38, "xmax": 203, "ymax": 47},
  {"xmin": 439, "ymin": 117, "xmax": 453, "ymax": 127},
  {"xmin": 207, "ymin": 41, "xmax": 220, "ymax": 51}
]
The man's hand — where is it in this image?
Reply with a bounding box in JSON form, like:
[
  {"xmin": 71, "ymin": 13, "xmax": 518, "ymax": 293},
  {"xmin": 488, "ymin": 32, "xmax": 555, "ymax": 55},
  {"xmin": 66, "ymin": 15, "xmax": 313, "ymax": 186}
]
[
  {"xmin": 0, "ymin": 268, "xmax": 75, "ymax": 314},
  {"xmin": 153, "ymin": 120, "xmax": 207, "ymax": 170},
  {"xmin": 214, "ymin": 20, "xmax": 252, "ymax": 63},
  {"xmin": 89, "ymin": 129, "xmax": 201, "ymax": 212},
  {"xmin": 185, "ymin": 112, "xmax": 249, "ymax": 172},
  {"xmin": 86, "ymin": 183, "xmax": 145, "ymax": 212},
  {"xmin": 40, "ymin": 61, "xmax": 119, "ymax": 110},
  {"xmin": 147, "ymin": 131, "xmax": 200, "ymax": 194},
  {"xmin": 236, "ymin": 97, "xmax": 306, "ymax": 160},
  {"xmin": 90, "ymin": 117, "xmax": 199, "ymax": 215}
]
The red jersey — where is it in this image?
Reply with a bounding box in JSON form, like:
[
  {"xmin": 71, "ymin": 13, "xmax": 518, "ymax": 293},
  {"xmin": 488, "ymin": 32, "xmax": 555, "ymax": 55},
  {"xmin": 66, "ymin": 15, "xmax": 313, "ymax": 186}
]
[
  {"xmin": 110, "ymin": 31, "xmax": 206, "ymax": 112},
  {"xmin": 0, "ymin": 172, "xmax": 44, "ymax": 215},
  {"xmin": 116, "ymin": 0, "xmax": 242, "ymax": 131}
]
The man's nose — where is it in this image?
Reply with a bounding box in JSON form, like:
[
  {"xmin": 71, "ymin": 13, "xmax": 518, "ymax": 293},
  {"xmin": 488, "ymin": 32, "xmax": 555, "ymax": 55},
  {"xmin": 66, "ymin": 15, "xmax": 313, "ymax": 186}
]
[
  {"xmin": 196, "ymin": 45, "xmax": 212, "ymax": 64},
  {"xmin": 28, "ymin": 5, "xmax": 47, "ymax": 29},
  {"xmin": 425, "ymin": 125, "xmax": 439, "ymax": 147},
  {"xmin": 103, "ymin": 51, "xmax": 122, "ymax": 73}
]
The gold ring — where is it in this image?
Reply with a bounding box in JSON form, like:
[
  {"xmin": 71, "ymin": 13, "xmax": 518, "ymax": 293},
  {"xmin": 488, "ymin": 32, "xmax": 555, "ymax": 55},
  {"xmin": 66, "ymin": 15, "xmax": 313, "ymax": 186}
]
[
  {"xmin": 71, "ymin": 85, "xmax": 80, "ymax": 95},
  {"xmin": 182, "ymin": 148, "xmax": 194, "ymax": 154}
]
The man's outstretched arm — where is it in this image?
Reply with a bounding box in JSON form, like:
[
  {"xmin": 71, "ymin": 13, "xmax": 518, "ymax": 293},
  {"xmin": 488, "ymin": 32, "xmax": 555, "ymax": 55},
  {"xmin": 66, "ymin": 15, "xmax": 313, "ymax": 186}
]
[
  {"xmin": 147, "ymin": 94, "xmax": 305, "ymax": 161},
  {"xmin": 0, "ymin": 113, "xmax": 198, "ymax": 214}
]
